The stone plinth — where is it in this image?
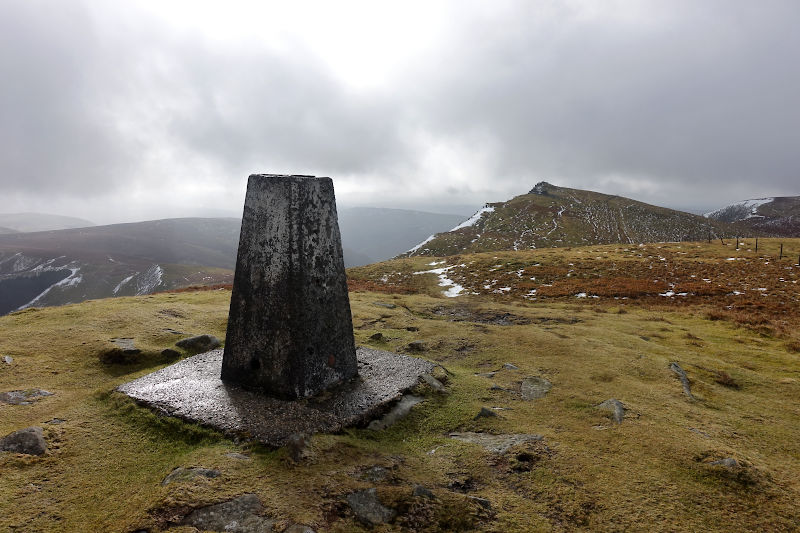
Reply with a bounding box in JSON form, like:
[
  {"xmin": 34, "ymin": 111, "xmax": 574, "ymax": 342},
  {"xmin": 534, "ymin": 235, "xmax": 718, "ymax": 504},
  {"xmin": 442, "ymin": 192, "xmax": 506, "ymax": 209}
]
[
  {"xmin": 221, "ymin": 174, "xmax": 358, "ymax": 399},
  {"xmin": 117, "ymin": 348, "xmax": 434, "ymax": 447}
]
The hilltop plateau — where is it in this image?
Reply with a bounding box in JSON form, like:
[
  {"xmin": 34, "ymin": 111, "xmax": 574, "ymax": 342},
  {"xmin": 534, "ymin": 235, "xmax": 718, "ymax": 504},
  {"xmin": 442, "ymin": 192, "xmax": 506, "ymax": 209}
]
[{"xmin": 1, "ymin": 240, "xmax": 799, "ymax": 531}]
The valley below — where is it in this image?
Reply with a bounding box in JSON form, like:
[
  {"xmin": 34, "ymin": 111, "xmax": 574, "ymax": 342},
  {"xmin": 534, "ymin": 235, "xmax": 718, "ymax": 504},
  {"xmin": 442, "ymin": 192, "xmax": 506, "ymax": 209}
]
[{"xmin": 1, "ymin": 239, "xmax": 799, "ymax": 531}]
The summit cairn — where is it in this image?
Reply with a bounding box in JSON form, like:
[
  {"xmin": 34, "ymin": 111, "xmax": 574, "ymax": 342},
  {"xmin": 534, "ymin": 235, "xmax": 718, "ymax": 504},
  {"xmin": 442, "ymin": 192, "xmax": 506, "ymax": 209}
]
[{"xmin": 221, "ymin": 175, "xmax": 358, "ymax": 399}]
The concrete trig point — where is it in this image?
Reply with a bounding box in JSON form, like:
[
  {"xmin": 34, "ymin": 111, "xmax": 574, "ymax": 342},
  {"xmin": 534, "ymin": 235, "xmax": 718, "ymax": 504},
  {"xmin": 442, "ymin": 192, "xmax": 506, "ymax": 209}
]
[
  {"xmin": 118, "ymin": 173, "xmax": 433, "ymax": 446},
  {"xmin": 222, "ymin": 175, "xmax": 358, "ymax": 399}
]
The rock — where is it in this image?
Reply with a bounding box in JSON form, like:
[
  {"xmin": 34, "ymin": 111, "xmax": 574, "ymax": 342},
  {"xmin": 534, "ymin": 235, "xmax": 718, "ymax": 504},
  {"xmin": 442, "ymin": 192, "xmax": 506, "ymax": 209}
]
[
  {"xmin": 503, "ymin": 363, "xmax": 519, "ymax": 370},
  {"xmin": 475, "ymin": 372, "xmax": 496, "ymax": 378},
  {"xmin": 449, "ymin": 432, "xmax": 543, "ymax": 454},
  {"xmin": 405, "ymin": 326, "xmax": 419, "ymax": 332},
  {"xmin": 181, "ymin": 494, "xmax": 274, "ymax": 533},
  {"xmin": 160, "ymin": 348, "xmax": 181, "ymax": 359},
  {"xmin": 362, "ymin": 466, "xmax": 389, "ymax": 482},
  {"xmin": 412, "ymin": 485, "xmax": 434, "ymax": 499},
  {"xmin": 369, "ymin": 332, "xmax": 384, "ymax": 341},
  {"xmin": 474, "ymin": 407, "xmax": 497, "ymax": 420},
  {"xmin": 176, "ymin": 334, "xmax": 221, "ymax": 353},
  {"xmin": 407, "ymin": 340, "xmax": 426, "ymax": 352},
  {"xmin": 373, "ymin": 301, "xmax": 397, "ymax": 309},
  {"xmin": 421, "ymin": 373, "xmax": 447, "ymax": 394},
  {"xmin": 0, "ymin": 389, "xmax": 53, "ymax": 405},
  {"xmin": 669, "ymin": 362, "xmax": 696, "ymax": 400},
  {"xmin": 225, "ymin": 452, "xmax": 251, "ymax": 461},
  {"xmin": 284, "ymin": 526, "xmax": 315, "ymax": 533},
  {"xmin": 368, "ymin": 395, "xmax": 424, "ymax": 431},
  {"xmin": 0, "ymin": 426, "xmax": 47, "ymax": 456},
  {"xmin": 286, "ymin": 433, "xmax": 308, "ymax": 463},
  {"xmin": 2, "ymin": 355, "xmax": 12, "ymax": 365},
  {"xmin": 710, "ymin": 457, "xmax": 739, "ymax": 468},
  {"xmin": 467, "ymin": 496, "xmax": 492, "ymax": 510},
  {"xmin": 346, "ymin": 488, "xmax": 396, "ymax": 526},
  {"xmin": 161, "ymin": 466, "xmax": 220, "ymax": 486},
  {"xmin": 520, "ymin": 376, "xmax": 552, "ymax": 400},
  {"xmin": 111, "ymin": 338, "xmax": 140, "ymax": 353},
  {"xmin": 44, "ymin": 418, "xmax": 66, "ymax": 425},
  {"xmin": 597, "ymin": 398, "xmax": 626, "ymax": 424}
]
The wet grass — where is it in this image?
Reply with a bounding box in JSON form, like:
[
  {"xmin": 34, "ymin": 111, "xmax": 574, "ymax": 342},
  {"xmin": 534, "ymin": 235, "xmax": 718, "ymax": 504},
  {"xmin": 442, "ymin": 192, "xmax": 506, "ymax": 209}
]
[{"xmin": 1, "ymin": 245, "xmax": 799, "ymax": 531}]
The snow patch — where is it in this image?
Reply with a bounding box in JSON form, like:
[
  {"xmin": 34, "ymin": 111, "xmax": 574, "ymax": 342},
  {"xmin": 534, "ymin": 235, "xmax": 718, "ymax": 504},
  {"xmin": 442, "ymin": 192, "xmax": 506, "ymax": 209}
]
[{"xmin": 449, "ymin": 205, "xmax": 495, "ymax": 231}]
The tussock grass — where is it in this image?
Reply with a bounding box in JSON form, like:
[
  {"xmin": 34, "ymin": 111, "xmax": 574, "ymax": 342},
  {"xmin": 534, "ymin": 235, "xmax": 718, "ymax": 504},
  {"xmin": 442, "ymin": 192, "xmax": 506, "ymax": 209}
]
[{"xmin": 1, "ymin": 260, "xmax": 799, "ymax": 530}]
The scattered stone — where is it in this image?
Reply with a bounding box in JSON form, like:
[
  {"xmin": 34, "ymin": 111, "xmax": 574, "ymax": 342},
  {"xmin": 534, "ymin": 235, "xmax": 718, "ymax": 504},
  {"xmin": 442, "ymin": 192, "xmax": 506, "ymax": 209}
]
[
  {"xmin": 362, "ymin": 466, "xmax": 390, "ymax": 482},
  {"xmin": 669, "ymin": 362, "xmax": 696, "ymax": 400},
  {"xmin": 111, "ymin": 338, "xmax": 140, "ymax": 353},
  {"xmin": 369, "ymin": 332, "xmax": 384, "ymax": 341},
  {"xmin": 710, "ymin": 457, "xmax": 739, "ymax": 468},
  {"xmin": 176, "ymin": 334, "xmax": 221, "ymax": 353},
  {"xmin": 489, "ymin": 384, "xmax": 510, "ymax": 392},
  {"xmin": 405, "ymin": 326, "xmax": 419, "ymax": 332},
  {"xmin": 161, "ymin": 466, "xmax": 220, "ymax": 486},
  {"xmin": 284, "ymin": 525, "xmax": 315, "ymax": 533},
  {"xmin": 503, "ymin": 363, "xmax": 519, "ymax": 370},
  {"xmin": 0, "ymin": 426, "xmax": 47, "ymax": 456},
  {"xmin": 407, "ymin": 341, "xmax": 426, "ymax": 352},
  {"xmin": 597, "ymin": 398, "xmax": 626, "ymax": 424},
  {"xmin": 412, "ymin": 485, "xmax": 434, "ymax": 499},
  {"xmin": 2, "ymin": 355, "xmax": 12, "ymax": 365},
  {"xmin": 688, "ymin": 428, "xmax": 711, "ymax": 438},
  {"xmin": 164, "ymin": 328, "xmax": 184, "ymax": 335},
  {"xmin": 475, "ymin": 372, "xmax": 496, "ymax": 378},
  {"xmin": 286, "ymin": 433, "xmax": 308, "ymax": 463},
  {"xmin": 160, "ymin": 348, "xmax": 181, "ymax": 359},
  {"xmin": 449, "ymin": 432, "xmax": 543, "ymax": 454},
  {"xmin": 346, "ymin": 488, "xmax": 396, "ymax": 526},
  {"xmin": 421, "ymin": 373, "xmax": 447, "ymax": 394},
  {"xmin": 520, "ymin": 376, "xmax": 552, "ymax": 400},
  {"xmin": 373, "ymin": 301, "xmax": 397, "ymax": 309},
  {"xmin": 0, "ymin": 389, "xmax": 53, "ymax": 405},
  {"xmin": 467, "ymin": 496, "xmax": 492, "ymax": 510},
  {"xmin": 474, "ymin": 407, "xmax": 498, "ymax": 420},
  {"xmin": 225, "ymin": 452, "xmax": 251, "ymax": 461},
  {"xmin": 44, "ymin": 418, "xmax": 66, "ymax": 425},
  {"xmin": 368, "ymin": 395, "xmax": 424, "ymax": 431},
  {"xmin": 181, "ymin": 494, "xmax": 274, "ymax": 533}
]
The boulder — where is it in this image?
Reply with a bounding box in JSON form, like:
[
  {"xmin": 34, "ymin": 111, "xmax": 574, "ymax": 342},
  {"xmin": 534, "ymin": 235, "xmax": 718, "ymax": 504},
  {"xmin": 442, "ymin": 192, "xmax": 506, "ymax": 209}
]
[
  {"xmin": 449, "ymin": 432, "xmax": 543, "ymax": 454},
  {"xmin": 0, "ymin": 426, "xmax": 47, "ymax": 456},
  {"xmin": 181, "ymin": 494, "xmax": 274, "ymax": 533},
  {"xmin": 346, "ymin": 488, "xmax": 396, "ymax": 526},
  {"xmin": 474, "ymin": 407, "xmax": 498, "ymax": 420},
  {"xmin": 520, "ymin": 376, "xmax": 552, "ymax": 400},
  {"xmin": 0, "ymin": 389, "xmax": 53, "ymax": 405},
  {"xmin": 176, "ymin": 334, "xmax": 221, "ymax": 353}
]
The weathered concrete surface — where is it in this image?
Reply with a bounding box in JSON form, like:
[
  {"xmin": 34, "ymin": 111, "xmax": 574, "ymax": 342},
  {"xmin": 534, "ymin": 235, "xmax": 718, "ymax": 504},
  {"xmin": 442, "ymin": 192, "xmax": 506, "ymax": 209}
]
[
  {"xmin": 222, "ymin": 174, "xmax": 358, "ymax": 400},
  {"xmin": 117, "ymin": 347, "xmax": 433, "ymax": 447}
]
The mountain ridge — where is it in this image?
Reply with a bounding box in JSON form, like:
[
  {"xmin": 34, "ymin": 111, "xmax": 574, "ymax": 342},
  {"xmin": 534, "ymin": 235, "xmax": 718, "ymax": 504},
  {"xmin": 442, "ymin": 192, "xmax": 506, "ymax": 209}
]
[{"xmin": 404, "ymin": 182, "xmax": 739, "ymax": 257}]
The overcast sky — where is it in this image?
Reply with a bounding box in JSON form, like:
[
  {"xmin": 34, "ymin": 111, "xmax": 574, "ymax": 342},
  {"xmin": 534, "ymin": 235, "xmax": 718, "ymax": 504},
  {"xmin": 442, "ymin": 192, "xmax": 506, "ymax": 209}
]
[{"xmin": 1, "ymin": 0, "xmax": 798, "ymax": 223}]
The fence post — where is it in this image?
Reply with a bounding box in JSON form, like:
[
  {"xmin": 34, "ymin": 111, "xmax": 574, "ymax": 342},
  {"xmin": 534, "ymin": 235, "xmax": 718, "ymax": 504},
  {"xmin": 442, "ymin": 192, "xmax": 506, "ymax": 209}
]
[
  {"xmin": 755, "ymin": 237, "xmax": 758, "ymax": 252},
  {"xmin": 735, "ymin": 236, "xmax": 739, "ymax": 250},
  {"xmin": 779, "ymin": 243, "xmax": 783, "ymax": 260}
]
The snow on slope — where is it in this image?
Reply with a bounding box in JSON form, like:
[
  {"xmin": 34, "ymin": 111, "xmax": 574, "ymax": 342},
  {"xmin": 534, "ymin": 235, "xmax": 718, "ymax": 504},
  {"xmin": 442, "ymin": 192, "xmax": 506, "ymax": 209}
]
[{"xmin": 705, "ymin": 198, "xmax": 774, "ymax": 221}]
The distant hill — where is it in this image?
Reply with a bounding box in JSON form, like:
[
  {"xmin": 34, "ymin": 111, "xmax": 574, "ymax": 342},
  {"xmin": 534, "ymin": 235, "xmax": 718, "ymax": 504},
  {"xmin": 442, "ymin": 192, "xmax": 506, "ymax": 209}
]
[
  {"xmin": 705, "ymin": 196, "xmax": 800, "ymax": 237},
  {"xmin": 0, "ymin": 209, "xmax": 463, "ymax": 314},
  {"xmin": 0, "ymin": 212, "xmax": 95, "ymax": 233},
  {"xmin": 404, "ymin": 182, "xmax": 738, "ymax": 257},
  {"xmin": 338, "ymin": 207, "xmax": 465, "ymax": 264},
  {"xmin": 0, "ymin": 226, "xmax": 20, "ymax": 235},
  {"xmin": 0, "ymin": 218, "xmax": 239, "ymax": 315}
]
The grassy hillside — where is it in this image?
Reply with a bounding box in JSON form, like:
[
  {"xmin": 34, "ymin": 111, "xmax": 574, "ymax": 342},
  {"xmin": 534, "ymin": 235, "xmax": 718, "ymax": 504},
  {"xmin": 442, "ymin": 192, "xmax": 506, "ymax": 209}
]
[
  {"xmin": 405, "ymin": 183, "xmax": 739, "ymax": 257},
  {"xmin": 706, "ymin": 196, "xmax": 800, "ymax": 237},
  {"xmin": 2, "ymin": 242, "xmax": 800, "ymax": 531}
]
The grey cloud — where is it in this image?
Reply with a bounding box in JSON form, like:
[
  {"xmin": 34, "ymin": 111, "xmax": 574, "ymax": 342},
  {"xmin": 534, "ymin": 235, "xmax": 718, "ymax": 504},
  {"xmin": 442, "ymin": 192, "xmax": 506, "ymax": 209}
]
[{"xmin": 1, "ymin": 0, "xmax": 798, "ymax": 215}]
